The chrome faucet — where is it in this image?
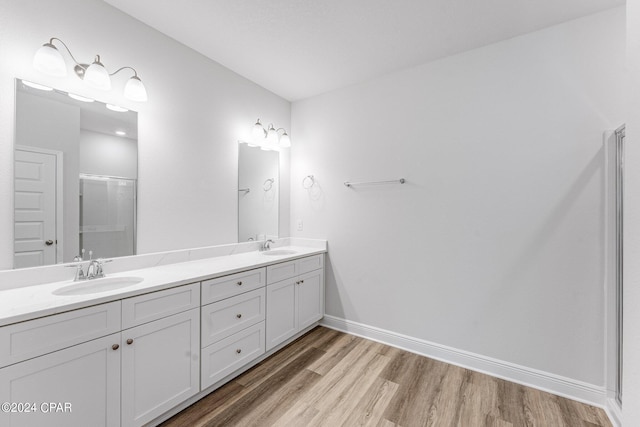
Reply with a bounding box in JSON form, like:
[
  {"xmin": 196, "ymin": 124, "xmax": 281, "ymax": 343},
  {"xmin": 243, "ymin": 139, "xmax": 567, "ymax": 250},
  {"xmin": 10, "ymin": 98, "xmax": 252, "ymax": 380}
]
[
  {"xmin": 262, "ymin": 239, "xmax": 275, "ymax": 251},
  {"xmin": 65, "ymin": 255, "xmax": 111, "ymax": 281},
  {"xmin": 86, "ymin": 259, "xmax": 103, "ymax": 279}
]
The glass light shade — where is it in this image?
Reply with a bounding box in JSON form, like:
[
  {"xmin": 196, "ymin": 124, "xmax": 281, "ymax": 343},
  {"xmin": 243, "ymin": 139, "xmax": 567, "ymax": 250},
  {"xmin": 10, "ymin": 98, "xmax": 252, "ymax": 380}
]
[
  {"xmin": 252, "ymin": 120, "xmax": 265, "ymax": 145},
  {"xmin": 279, "ymin": 132, "xmax": 291, "ymax": 148},
  {"xmin": 84, "ymin": 59, "xmax": 111, "ymax": 90},
  {"xmin": 124, "ymin": 76, "xmax": 148, "ymax": 102},
  {"xmin": 266, "ymin": 126, "xmax": 279, "ymax": 149},
  {"xmin": 33, "ymin": 43, "xmax": 67, "ymax": 77}
]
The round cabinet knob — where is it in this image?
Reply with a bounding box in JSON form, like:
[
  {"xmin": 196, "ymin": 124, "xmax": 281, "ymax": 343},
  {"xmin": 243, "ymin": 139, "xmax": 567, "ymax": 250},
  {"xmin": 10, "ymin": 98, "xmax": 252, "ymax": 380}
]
[
  {"xmin": 300, "ymin": 280, "xmax": 304, "ymax": 284},
  {"xmin": 45, "ymin": 240, "xmax": 54, "ymax": 246},
  {"xmin": 236, "ymin": 314, "xmax": 242, "ymax": 319},
  {"xmin": 236, "ymin": 349, "xmax": 242, "ymax": 354},
  {"xmin": 237, "ymin": 281, "xmax": 243, "ymax": 286},
  {"xmin": 126, "ymin": 339, "xmax": 134, "ymax": 345},
  {"xmin": 112, "ymin": 344, "xmax": 119, "ymax": 350}
]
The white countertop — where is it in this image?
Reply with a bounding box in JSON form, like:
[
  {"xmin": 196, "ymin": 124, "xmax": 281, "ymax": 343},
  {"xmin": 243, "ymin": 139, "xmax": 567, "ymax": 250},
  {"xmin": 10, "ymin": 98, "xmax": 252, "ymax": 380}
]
[{"xmin": 0, "ymin": 245, "xmax": 326, "ymax": 327}]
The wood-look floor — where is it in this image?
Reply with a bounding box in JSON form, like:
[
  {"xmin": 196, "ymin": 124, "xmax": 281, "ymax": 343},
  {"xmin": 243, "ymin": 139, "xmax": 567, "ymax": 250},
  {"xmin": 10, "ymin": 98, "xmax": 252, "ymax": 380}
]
[{"xmin": 161, "ymin": 327, "xmax": 612, "ymax": 427}]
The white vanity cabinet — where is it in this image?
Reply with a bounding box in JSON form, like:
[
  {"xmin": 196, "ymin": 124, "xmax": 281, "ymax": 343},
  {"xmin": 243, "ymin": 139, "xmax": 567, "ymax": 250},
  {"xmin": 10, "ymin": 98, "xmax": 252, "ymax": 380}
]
[
  {"xmin": 0, "ymin": 303, "xmax": 123, "ymax": 427},
  {"xmin": 266, "ymin": 255, "xmax": 324, "ymax": 350},
  {"xmin": 120, "ymin": 283, "xmax": 200, "ymax": 427},
  {"xmin": 200, "ymin": 268, "xmax": 266, "ymax": 389},
  {"xmin": 0, "ymin": 334, "xmax": 122, "ymax": 427},
  {"xmin": 0, "ymin": 249, "xmax": 325, "ymax": 427},
  {"xmin": 0, "ymin": 283, "xmax": 200, "ymax": 427}
]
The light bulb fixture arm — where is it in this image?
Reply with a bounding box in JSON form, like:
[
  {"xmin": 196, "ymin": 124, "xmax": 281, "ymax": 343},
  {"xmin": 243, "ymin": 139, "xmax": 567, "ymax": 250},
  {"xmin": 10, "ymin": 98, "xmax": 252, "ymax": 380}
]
[
  {"xmin": 110, "ymin": 65, "xmax": 139, "ymax": 78},
  {"xmin": 47, "ymin": 37, "xmax": 84, "ymax": 69}
]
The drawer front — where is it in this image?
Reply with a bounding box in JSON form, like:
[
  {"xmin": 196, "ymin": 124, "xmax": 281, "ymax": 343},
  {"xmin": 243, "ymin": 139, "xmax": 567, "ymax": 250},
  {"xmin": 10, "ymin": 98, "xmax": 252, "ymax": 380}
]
[
  {"xmin": 298, "ymin": 254, "xmax": 324, "ymax": 275},
  {"xmin": 201, "ymin": 322, "xmax": 265, "ymax": 390},
  {"xmin": 122, "ymin": 283, "xmax": 200, "ymax": 329},
  {"xmin": 201, "ymin": 288, "xmax": 265, "ymax": 347},
  {"xmin": 201, "ymin": 268, "xmax": 265, "ymax": 305},
  {"xmin": 0, "ymin": 301, "xmax": 121, "ymax": 368},
  {"xmin": 267, "ymin": 260, "xmax": 298, "ymax": 285}
]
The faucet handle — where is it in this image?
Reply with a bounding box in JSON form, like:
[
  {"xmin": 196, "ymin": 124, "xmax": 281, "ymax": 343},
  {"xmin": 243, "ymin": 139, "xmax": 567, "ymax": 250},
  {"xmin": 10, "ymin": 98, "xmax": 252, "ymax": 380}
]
[
  {"xmin": 94, "ymin": 259, "xmax": 112, "ymax": 278},
  {"xmin": 65, "ymin": 263, "xmax": 86, "ymax": 281}
]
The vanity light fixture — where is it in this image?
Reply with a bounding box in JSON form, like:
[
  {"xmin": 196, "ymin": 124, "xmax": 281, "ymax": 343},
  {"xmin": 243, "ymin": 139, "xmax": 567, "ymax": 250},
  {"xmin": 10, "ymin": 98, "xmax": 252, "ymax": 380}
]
[
  {"xmin": 251, "ymin": 118, "xmax": 291, "ymax": 150},
  {"xmin": 33, "ymin": 37, "xmax": 148, "ymax": 102},
  {"xmin": 115, "ymin": 130, "xmax": 127, "ymax": 136}
]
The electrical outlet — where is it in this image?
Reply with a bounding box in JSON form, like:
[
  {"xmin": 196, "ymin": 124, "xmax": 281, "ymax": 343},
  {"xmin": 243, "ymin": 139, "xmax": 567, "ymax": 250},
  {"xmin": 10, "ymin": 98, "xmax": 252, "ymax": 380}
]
[{"xmin": 297, "ymin": 219, "xmax": 303, "ymax": 231}]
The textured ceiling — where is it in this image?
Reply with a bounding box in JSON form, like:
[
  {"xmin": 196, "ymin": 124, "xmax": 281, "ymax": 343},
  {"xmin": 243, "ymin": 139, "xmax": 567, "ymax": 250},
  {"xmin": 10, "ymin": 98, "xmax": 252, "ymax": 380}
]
[{"xmin": 103, "ymin": 0, "xmax": 624, "ymax": 101}]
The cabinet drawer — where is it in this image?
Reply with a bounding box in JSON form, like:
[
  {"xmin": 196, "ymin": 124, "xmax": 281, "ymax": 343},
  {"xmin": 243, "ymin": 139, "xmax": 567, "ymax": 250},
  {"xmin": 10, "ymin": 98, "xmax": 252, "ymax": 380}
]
[
  {"xmin": 201, "ymin": 322, "xmax": 265, "ymax": 390},
  {"xmin": 299, "ymin": 254, "xmax": 324, "ymax": 275},
  {"xmin": 122, "ymin": 283, "xmax": 200, "ymax": 329},
  {"xmin": 267, "ymin": 254, "xmax": 324, "ymax": 284},
  {"xmin": 267, "ymin": 260, "xmax": 297, "ymax": 284},
  {"xmin": 201, "ymin": 268, "xmax": 265, "ymax": 305},
  {"xmin": 201, "ymin": 288, "xmax": 265, "ymax": 347},
  {"xmin": 0, "ymin": 301, "xmax": 121, "ymax": 368}
]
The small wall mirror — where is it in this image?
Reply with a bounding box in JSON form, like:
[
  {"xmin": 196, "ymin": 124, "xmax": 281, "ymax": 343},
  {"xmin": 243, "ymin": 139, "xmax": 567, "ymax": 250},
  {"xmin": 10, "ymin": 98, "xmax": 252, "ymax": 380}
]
[
  {"xmin": 14, "ymin": 79, "xmax": 138, "ymax": 268},
  {"xmin": 238, "ymin": 143, "xmax": 279, "ymax": 242}
]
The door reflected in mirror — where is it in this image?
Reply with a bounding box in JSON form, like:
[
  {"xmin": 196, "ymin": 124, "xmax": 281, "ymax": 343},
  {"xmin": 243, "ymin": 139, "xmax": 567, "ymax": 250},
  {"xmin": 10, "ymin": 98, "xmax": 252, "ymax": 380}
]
[
  {"xmin": 14, "ymin": 79, "xmax": 138, "ymax": 269},
  {"xmin": 238, "ymin": 143, "xmax": 279, "ymax": 242}
]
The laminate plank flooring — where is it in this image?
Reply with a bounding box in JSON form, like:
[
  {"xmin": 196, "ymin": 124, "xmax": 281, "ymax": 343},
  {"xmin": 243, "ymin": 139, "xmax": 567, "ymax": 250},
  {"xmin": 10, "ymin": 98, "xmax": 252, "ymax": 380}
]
[{"xmin": 160, "ymin": 327, "xmax": 612, "ymax": 427}]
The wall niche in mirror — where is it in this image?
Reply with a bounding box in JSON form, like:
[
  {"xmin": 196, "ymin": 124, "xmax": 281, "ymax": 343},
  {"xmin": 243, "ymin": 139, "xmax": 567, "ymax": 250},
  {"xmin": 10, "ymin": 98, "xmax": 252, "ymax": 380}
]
[
  {"xmin": 238, "ymin": 143, "xmax": 279, "ymax": 242},
  {"xmin": 14, "ymin": 79, "xmax": 138, "ymax": 269}
]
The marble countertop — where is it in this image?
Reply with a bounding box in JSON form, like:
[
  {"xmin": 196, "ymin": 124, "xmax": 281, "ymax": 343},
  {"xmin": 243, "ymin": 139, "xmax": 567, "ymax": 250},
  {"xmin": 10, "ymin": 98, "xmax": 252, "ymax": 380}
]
[{"xmin": 0, "ymin": 245, "xmax": 326, "ymax": 328}]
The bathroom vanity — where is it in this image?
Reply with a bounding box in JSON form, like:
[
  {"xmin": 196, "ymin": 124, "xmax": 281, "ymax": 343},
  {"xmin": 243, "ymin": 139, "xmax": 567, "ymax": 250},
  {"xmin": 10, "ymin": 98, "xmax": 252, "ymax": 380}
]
[{"xmin": 0, "ymin": 243, "xmax": 325, "ymax": 427}]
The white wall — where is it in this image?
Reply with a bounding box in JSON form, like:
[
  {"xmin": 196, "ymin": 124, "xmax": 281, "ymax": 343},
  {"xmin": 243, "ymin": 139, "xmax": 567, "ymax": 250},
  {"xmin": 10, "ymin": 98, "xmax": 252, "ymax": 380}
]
[
  {"xmin": 79, "ymin": 130, "xmax": 137, "ymax": 179},
  {"xmin": 291, "ymin": 7, "xmax": 625, "ymax": 388},
  {"xmin": 0, "ymin": 0, "xmax": 291, "ymax": 269},
  {"xmin": 624, "ymin": 0, "xmax": 640, "ymax": 424}
]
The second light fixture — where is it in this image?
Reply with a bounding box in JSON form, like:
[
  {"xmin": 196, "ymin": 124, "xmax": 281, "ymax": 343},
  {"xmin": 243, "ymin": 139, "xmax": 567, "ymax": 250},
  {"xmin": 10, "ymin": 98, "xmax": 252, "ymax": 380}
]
[{"xmin": 251, "ymin": 119, "xmax": 291, "ymax": 150}]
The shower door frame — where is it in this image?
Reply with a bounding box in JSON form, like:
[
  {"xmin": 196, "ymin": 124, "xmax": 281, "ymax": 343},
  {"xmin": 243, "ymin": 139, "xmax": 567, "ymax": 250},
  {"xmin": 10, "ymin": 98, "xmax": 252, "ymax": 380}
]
[{"xmin": 614, "ymin": 124, "xmax": 624, "ymax": 405}]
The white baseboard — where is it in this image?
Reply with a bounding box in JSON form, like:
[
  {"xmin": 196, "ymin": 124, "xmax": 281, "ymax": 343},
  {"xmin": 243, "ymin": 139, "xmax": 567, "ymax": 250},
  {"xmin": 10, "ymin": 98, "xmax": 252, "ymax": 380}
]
[
  {"xmin": 605, "ymin": 397, "xmax": 622, "ymax": 427},
  {"xmin": 320, "ymin": 315, "xmax": 607, "ymax": 409}
]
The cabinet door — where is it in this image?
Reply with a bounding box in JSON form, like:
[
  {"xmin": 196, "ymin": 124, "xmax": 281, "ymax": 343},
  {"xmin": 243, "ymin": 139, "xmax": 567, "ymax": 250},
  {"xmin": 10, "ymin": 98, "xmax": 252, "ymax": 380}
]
[
  {"xmin": 121, "ymin": 308, "xmax": 200, "ymax": 427},
  {"xmin": 0, "ymin": 333, "xmax": 121, "ymax": 427},
  {"xmin": 266, "ymin": 278, "xmax": 297, "ymax": 350},
  {"xmin": 297, "ymin": 269, "xmax": 325, "ymax": 331}
]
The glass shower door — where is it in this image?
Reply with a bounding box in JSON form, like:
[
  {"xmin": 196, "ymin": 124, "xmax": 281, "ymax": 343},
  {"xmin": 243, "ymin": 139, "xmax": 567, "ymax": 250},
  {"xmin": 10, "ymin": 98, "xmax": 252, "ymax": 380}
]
[{"xmin": 79, "ymin": 174, "xmax": 136, "ymax": 259}]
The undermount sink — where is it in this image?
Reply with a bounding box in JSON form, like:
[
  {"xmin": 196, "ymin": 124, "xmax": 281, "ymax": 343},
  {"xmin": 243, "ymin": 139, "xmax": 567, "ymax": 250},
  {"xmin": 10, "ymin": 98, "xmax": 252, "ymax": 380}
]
[
  {"xmin": 262, "ymin": 249, "xmax": 297, "ymax": 256},
  {"xmin": 53, "ymin": 276, "xmax": 144, "ymax": 296}
]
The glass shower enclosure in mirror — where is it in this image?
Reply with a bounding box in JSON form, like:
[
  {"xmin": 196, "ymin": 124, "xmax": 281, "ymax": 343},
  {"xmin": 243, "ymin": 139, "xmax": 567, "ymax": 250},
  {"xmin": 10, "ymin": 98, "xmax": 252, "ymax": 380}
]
[
  {"xmin": 238, "ymin": 143, "xmax": 279, "ymax": 242},
  {"xmin": 14, "ymin": 79, "xmax": 138, "ymax": 268}
]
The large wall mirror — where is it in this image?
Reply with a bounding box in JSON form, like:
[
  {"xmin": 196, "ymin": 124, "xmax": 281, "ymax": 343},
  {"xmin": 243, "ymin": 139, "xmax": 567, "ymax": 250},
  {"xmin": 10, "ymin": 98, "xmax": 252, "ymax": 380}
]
[
  {"xmin": 14, "ymin": 79, "xmax": 138, "ymax": 269},
  {"xmin": 238, "ymin": 143, "xmax": 279, "ymax": 242}
]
